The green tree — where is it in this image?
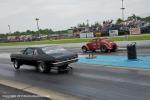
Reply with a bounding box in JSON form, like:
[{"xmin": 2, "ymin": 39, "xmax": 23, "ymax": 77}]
[
  {"xmin": 127, "ymin": 14, "xmax": 142, "ymax": 20},
  {"xmin": 143, "ymin": 16, "xmax": 150, "ymax": 21},
  {"xmin": 14, "ymin": 31, "xmax": 21, "ymax": 36},
  {"xmin": 116, "ymin": 18, "xmax": 123, "ymax": 24}
]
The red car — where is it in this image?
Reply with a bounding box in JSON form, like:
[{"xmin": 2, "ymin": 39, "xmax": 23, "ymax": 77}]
[{"xmin": 82, "ymin": 37, "xmax": 117, "ymax": 53}]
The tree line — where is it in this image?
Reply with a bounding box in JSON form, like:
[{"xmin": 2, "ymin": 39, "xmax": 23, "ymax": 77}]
[
  {"xmin": 116, "ymin": 14, "xmax": 150, "ymax": 24},
  {"xmin": 0, "ymin": 14, "xmax": 149, "ymax": 37},
  {"xmin": 0, "ymin": 28, "xmax": 68, "ymax": 37}
]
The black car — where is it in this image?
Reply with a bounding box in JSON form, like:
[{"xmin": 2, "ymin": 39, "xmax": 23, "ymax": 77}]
[{"xmin": 10, "ymin": 46, "xmax": 78, "ymax": 73}]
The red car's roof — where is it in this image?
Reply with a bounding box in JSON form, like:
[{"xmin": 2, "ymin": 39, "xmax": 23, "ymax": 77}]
[{"xmin": 95, "ymin": 37, "xmax": 108, "ymax": 40}]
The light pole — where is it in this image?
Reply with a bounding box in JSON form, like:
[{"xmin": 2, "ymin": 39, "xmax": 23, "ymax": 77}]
[
  {"xmin": 120, "ymin": 0, "xmax": 128, "ymax": 40},
  {"xmin": 86, "ymin": 19, "xmax": 89, "ymax": 26},
  {"xmin": 121, "ymin": 0, "xmax": 125, "ymax": 21},
  {"xmin": 86, "ymin": 19, "xmax": 89, "ymax": 38},
  {"xmin": 35, "ymin": 18, "xmax": 40, "ymax": 31},
  {"xmin": 35, "ymin": 18, "xmax": 40, "ymax": 38},
  {"xmin": 8, "ymin": 25, "xmax": 11, "ymax": 34}
]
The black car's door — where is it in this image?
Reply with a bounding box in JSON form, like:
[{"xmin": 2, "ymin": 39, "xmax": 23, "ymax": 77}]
[
  {"xmin": 32, "ymin": 49, "xmax": 41, "ymax": 65},
  {"xmin": 22, "ymin": 48, "xmax": 35, "ymax": 65}
]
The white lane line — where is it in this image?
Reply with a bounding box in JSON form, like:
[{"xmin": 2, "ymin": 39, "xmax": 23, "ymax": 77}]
[{"xmin": 0, "ymin": 53, "xmax": 11, "ymax": 59}]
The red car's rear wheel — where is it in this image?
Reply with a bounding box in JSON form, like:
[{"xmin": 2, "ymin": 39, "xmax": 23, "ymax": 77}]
[
  {"xmin": 101, "ymin": 45, "xmax": 108, "ymax": 53},
  {"xmin": 111, "ymin": 45, "xmax": 117, "ymax": 52}
]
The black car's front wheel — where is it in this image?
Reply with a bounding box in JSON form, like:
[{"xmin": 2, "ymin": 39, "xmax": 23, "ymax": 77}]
[
  {"xmin": 38, "ymin": 62, "xmax": 50, "ymax": 73},
  {"xmin": 13, "ymin": 60, "xmax": 20, "ymax": 69}
]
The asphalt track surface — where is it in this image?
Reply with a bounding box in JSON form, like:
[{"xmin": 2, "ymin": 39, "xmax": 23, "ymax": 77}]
[
  {"xmin": 0, "ymin": 84, "xmax": 49, "ymax": 100},
  {"xmin": 0, "ymin": 44, "xmax": 150, "ymax": 100}
]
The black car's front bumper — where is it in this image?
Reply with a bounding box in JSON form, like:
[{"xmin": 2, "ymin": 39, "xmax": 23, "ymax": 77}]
[{"xmin": 52, "ymin": 58, "xmax": 78, "ymax": 67}]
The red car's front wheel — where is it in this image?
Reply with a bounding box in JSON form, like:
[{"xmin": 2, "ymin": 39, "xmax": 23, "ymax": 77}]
[{"xmin": 82, "ymin": 46, "xmax": 87, "ymax": 53}]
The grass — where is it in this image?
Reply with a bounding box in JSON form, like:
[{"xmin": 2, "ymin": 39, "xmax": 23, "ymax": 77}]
[
  {"xmin": 0, "ymin": 38, "xmax": 91, "ymax": 46},
  {"xmin": 0, "ymin": 34, "xmax": 150, "ymax": 46},
  {"xmin": 109, "ymin": 34, "xmax": 150, "ymax": 41}
]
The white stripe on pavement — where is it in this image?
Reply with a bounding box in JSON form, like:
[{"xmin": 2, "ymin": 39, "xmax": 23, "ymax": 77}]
[{"xmin": 0, "ymin": 53, "xmax": 11, "ymax": 59}]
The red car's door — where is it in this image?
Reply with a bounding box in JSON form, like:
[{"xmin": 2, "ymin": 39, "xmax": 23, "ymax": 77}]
[
  {"xmin": 96, "ymin": 39, "xmax": 101, "ymax": 49},
  {"xmin": 87, "ymin": 39, "xmax": 98, "ymax": 50}
]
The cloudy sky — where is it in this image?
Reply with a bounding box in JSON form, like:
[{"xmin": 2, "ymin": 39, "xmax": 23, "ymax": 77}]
[{"xmin": 0, "ymin": 0, "xmax": 149, "ymax": 33}]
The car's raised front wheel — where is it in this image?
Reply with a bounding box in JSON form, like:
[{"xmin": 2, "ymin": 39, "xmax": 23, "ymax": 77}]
[
  {"xmin": 38, "ymin": 62, "xmax": 50, "ymax": 73},
  {"xmin": 13, "ymin": 60, "xmax": 20, "ymax": 69}
]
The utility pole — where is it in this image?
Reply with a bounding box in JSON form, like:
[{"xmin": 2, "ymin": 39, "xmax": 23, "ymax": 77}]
[
  {"xmin": 35, "ymin": 18, "xmax": 40, "ymax": 39},
  {"xmin": 86, "ymin": 19, "xmax": 89, "ymax": 26},
  {"xmin": 121, "ymin": 0, "xmax": 125, "ymax": 21},
  {"xmin": 35, "ymin": 18, "xmax": 40, "ymax": 31},
  {"xmin": 120, "ymin": 0, "xmax": 128, "ymax": 40},
  {"xmin": 8, "ymin": 25, "xmax": 11, "ymax": 34},
  {"xmin": 86, "ymin": 19, "xmax": 90, "ymax": 30}
]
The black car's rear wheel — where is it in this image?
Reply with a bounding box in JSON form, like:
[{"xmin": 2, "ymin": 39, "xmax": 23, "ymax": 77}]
[
  {"xmin": 58, "ymin": 64, "xmax": 69, "ymax": 73},
  {"xmin": 13, "ymin": 60, "xmax": 20, "ymax": 69},
  {"xmin": 38, "ymin": 62, "xmax": 50, "ymax": 73}
]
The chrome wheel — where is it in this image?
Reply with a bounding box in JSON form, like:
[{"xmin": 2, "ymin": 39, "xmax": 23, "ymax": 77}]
[
  {"xmin": 39, "ymin": 62, "xmax": 45, "ymax": 73},
  {"xmin": 38, "ymin": 62, "xmax": 50, "ymax": 73},
  {"xmin": 101, "ymin": 45, "xmax": 108, "ymax": 53},
  {"xmin": 82, "ymin": 47, "xmax": 87, "ymax": 53},
  {"xmin": 13, "ymin": 60, "xmax": 20, "ymax": 69}
]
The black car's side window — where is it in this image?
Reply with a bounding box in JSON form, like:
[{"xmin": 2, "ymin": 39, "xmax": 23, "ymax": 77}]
[{"xmin": 24, "ymin": 48, "xmax": 34, "ymax": 56}]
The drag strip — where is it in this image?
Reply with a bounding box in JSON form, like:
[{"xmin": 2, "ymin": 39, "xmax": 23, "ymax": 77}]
[
  {"xmin": 0, "ymin": 43, "xmax": 150, "ymax": 100},
  {"xmin": 1, "ymin": 58, "xmax": 150, "ymax": 100}
]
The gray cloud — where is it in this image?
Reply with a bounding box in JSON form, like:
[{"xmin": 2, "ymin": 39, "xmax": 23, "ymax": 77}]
[{"xmin": 0, "ymin": 0, "xmax": 149, "ymax": 33}]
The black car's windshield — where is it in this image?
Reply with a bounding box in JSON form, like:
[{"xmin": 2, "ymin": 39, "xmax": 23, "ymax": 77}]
[{"xmin": 42, "ymin": 46, "xmax": 67, "ymax": 54}]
